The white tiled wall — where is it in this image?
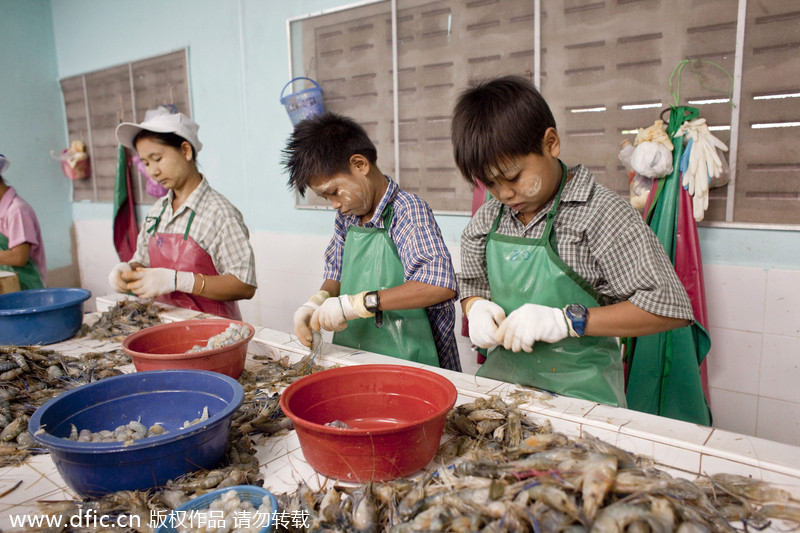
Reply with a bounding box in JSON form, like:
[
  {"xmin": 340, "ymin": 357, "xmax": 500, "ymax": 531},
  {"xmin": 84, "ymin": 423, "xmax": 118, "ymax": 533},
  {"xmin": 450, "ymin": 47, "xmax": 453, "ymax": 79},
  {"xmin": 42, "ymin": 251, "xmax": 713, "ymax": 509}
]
[
  {"xmin": 74, "ymin": 222, "xmax": 800, "ymax": 446},
  {"xmin": 705, "ymin": 264, "xmax": 800, "ymax": 446},
  {"xmin": 74, "ymin": 219, "xmax": 120, "ymax": 312}
]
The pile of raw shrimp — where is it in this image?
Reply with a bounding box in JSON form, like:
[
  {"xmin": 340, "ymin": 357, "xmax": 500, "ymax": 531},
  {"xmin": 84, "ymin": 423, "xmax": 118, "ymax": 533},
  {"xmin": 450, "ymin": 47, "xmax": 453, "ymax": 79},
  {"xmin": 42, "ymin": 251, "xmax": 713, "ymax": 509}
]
[
  {"xmin": 272, "ymin": 394, "xmax": 800, "ymax": 532},
  {"xmin": 188, "ymin": 323, "xmax": 251, "ymax": 353}
]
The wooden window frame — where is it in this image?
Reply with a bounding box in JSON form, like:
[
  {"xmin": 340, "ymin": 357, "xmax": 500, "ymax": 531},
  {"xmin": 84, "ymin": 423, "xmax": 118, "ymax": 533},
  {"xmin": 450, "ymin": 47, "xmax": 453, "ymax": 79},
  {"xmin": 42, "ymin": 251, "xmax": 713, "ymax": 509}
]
[
  {"xmin": 288, "ymin": 0, "xmax": 800, "ymax": 229},
  {"xmin": 60, "ymin": 49, "xmax": 192, "ymax": 204}
]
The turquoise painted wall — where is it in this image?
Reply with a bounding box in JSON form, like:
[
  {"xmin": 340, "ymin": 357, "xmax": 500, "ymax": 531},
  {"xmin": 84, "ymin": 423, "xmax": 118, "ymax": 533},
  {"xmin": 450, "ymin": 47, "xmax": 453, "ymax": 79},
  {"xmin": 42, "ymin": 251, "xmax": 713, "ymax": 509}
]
[
  {"xmin": 52, "ymin": 0, "xmax": 342, "ymax": 240},
  {"xmin": 9, "ymin": 0, "xmax": 798, "ymax": 274},
  {"xmin": 0, "ymin": 0, "xmax": 74, "ymax": 272}
]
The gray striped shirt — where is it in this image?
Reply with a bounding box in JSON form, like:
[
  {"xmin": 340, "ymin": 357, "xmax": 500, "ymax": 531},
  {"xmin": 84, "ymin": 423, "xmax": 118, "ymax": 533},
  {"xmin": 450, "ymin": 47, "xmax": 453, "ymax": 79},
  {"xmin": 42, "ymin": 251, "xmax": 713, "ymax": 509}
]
[{"xmin": 458, "ymin": 165, "xmax": 694, "ymax": 320}]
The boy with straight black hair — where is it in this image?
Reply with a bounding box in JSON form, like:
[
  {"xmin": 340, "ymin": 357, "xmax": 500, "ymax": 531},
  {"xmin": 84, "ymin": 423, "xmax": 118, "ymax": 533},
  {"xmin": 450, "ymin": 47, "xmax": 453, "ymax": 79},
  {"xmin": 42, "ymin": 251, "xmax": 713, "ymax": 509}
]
[{"xmin": 452, "ymin": 75, "xmax": 709, "ymax": 424}]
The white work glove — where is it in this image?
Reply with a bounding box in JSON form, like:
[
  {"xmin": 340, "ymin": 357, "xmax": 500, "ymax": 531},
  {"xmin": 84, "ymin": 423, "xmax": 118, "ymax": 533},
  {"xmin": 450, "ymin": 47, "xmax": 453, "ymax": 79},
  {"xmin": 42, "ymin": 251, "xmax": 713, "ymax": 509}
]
[
  {"xmin": 126, "ymin": 268, "xmax": 194, "ymax": 299},
  {"xmin": 310, "ymin": 291, "xmax": 373, "ymax": 333},
  {"xmin": 108, "ymin": 262, "xmax": 132, "ymax": 293},
  {"xmin": 675, "ymin": 118, "xmax": 728, "ymax": 222},
  {"xmin": 294, "ymin": 290, "xmax": 330, "ymax": 347},
  {"xmin": 466, "ymin": 297, "xmax": 506, "ymax": 349},
  {"xmin": 494, "ymin": 304, "xmax": 568, "ymax": 353}
]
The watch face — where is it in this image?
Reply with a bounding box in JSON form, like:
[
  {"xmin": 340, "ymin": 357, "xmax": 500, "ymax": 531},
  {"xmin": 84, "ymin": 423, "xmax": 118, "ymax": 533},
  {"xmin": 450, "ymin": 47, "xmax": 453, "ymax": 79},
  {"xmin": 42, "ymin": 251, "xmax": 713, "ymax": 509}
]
[
  {"xmin": 566, "ymin": 304, "xmax": 587, "ymax": 337},
  {"xmin": 365, "ymin": 293, "xmax": 379, "ymax": 311},
  {"xmin": 567, "ymin": 304, "xmax": 587, "ymax": 319}
]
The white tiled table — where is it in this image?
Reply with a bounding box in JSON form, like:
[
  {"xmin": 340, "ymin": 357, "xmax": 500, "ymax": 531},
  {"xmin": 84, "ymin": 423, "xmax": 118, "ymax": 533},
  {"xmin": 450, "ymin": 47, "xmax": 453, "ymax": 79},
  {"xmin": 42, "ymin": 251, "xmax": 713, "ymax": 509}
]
[{"xmin": 1, "ymin": 294, "xmax": 799, "ymax": 531}]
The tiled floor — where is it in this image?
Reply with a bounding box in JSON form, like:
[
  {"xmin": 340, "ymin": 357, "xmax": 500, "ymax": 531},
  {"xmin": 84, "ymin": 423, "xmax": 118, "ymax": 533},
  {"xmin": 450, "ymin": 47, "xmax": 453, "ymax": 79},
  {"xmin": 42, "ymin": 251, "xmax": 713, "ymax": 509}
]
[{"xmin": 1, "ymin": 296, "xmax": 800, "ymax": 531}]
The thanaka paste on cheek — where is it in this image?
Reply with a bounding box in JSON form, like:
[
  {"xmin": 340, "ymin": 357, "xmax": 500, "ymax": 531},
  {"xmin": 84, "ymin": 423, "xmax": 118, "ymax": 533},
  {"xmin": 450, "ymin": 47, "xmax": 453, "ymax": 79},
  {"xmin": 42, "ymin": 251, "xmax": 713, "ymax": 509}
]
[
  {"xmin": 312, "ymin": 174, "xmax": 373, "ymax": 215},
  {"xmin": 521, "ymin": 174, "xmax": 543, "ymax": 198}
]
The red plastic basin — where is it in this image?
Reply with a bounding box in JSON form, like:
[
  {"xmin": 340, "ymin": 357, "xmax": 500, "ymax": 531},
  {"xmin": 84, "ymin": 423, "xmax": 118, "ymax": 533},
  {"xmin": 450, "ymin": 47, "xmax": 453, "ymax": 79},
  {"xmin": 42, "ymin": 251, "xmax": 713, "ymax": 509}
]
[
  {"xmin": 122, "ymin": 319, "xmax": 254, "ymax": 379},
  {"xmin": 280, "ymin": 364, "xmax": 457, "ymax": 482}
]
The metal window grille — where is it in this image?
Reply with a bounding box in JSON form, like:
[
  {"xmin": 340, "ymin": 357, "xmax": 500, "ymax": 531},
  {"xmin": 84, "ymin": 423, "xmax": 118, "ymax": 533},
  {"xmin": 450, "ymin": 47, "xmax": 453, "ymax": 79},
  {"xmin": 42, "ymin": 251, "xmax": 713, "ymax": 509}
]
[
  {"xmin": 61, "ymin": 49, "xmax": 191, "ymax": 204},
  {"xmin": 289, "ymin": 0, "xmax": 800, "ymax": 227}
]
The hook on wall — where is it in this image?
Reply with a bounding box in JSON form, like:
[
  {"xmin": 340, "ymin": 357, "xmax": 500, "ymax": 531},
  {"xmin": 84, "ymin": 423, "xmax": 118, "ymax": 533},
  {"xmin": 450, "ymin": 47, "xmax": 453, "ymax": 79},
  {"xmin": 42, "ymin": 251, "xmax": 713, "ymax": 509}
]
[{"xmin": 116, "ymin": 94, "xmax": 125, "ymax": 123}]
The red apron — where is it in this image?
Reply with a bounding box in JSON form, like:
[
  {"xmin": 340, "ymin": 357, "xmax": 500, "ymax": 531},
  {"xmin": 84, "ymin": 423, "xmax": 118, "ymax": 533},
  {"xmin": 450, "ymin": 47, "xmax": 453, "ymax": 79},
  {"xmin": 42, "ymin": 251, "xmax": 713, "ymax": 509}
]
[{"xmin": 147, "ymin": 204, "xmax": 241, "ymax": 320}]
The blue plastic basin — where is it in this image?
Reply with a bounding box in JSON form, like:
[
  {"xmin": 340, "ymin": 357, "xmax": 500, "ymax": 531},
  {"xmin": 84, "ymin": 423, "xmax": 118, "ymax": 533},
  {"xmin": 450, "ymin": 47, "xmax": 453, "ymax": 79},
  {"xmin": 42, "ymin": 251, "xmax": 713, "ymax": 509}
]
[
  {"xmin": 0, "ymin": 287, "xmax": 91, "ymax": 345},
  {"xmin": 29, "ymin": 369, "xmax": 244, "ymax": 499},
  {"xmin": 155, "ymin": 485, "xmax": 277, "ymax": 533}
]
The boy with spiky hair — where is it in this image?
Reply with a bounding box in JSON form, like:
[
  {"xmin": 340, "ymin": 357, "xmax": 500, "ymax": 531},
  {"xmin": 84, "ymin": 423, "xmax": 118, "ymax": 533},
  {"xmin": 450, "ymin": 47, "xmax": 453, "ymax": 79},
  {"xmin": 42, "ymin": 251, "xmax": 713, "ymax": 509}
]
[{"xmin": 284, "ymin": 112, "xmax": 461, "ymax": 372}]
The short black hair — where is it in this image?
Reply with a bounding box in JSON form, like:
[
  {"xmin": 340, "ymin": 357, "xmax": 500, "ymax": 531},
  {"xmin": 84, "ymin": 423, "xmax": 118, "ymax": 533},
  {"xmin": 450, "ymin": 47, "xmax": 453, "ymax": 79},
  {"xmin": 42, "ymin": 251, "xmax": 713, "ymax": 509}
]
[
  {"xmin": 133, "ymin": 130, "xmax": 197, "ymax": 160},
  {"xmin": 282, "ymin": 112, "xmax": 378, "ymax": 196},
  {"xmin": 451, "ymin": 75, "xmax": 556, "ymax": 187}
]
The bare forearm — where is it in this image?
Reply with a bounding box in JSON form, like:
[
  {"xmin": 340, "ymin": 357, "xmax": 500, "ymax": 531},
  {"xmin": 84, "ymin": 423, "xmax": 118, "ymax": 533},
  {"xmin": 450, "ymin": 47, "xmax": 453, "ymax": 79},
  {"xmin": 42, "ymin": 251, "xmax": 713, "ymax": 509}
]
[
  {"xmin": 377, "ymin": 281, "xmax": 456, "ymax": 311},
  {"xmin": 319, "ymin": 279, "xmax": 341, "ymax": 298},
  {"xmin": 584, "ymin": 301, "xmax": 691, "ymax": 338},
  {"xmin": 192, "ymin": 273, "xmax": 255, "ymax": 301},
  {"xmin": 460, "ymin": 296, "xmax": 482, "ymax": 316},
  {"xmin": 0, "ymin": 243, "xmax": 30, "ymax": 267}
]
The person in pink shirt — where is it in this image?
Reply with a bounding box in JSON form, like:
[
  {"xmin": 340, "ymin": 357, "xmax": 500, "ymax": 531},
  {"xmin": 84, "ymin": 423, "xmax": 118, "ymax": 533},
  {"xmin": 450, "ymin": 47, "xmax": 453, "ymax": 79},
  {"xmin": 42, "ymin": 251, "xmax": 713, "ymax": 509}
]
[{"xmin": 0, "ymin": 154, "xmax": 46, "ymax": 289}]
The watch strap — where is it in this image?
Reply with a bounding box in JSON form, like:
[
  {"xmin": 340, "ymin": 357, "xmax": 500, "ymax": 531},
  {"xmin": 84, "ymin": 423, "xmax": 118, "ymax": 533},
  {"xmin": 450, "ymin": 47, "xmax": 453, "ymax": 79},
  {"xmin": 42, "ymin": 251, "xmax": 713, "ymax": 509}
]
[{"xmin": 563, "ymin": 304, "xmax": 587, "ymax": 337}]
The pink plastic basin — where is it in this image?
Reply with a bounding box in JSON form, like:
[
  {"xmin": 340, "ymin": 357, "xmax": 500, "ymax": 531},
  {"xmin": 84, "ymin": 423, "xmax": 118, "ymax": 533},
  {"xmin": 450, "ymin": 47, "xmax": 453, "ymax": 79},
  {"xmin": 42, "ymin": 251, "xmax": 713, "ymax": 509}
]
[
  {"xmin": 122, "ymin": 319, "xmax": 254, "ymax": 379},
  {"xmin": 280, "ymin": 364, "xmax": 457, "ymax": 482}
]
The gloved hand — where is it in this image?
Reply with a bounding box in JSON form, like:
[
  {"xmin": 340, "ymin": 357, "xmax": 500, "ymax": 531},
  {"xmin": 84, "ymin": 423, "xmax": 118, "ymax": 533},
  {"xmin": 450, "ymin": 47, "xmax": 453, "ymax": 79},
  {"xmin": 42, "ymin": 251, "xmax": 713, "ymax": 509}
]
[
  {"xmin": 294, "ymin": 290, "xmax": 330, "ymax": 347},
  {"xmin": 466, "ymin": 297, "xmax": 506, "ymax": 349},
  {"xmin": 126, "ymin": 268, "xmax": 194, "ymax": 299},
  {"xmin": 494, "ymin": 303, "xmax": 568, "ymax": 353},
  {"xmin": 675, "ymin": 118, "xmax": 728, "ymax": 222},
  {"xmin": 108, "ymin": 263, "xmax": 132, "ymax": 293},
  {"xmin": 310, "ymin": 291, "xmax": 373, "ymax": 333}
]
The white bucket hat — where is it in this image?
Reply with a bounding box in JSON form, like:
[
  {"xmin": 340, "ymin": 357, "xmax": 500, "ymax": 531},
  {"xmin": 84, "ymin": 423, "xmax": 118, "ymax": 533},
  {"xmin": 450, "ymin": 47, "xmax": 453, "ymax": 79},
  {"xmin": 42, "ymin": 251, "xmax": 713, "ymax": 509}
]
[
  {"xmin": 116, "ymin": 108, "xmax": 202, "ymax": 152},
  {"xmin": 0, "ymin": 154, "xmax": 8, "ymax": 175}
]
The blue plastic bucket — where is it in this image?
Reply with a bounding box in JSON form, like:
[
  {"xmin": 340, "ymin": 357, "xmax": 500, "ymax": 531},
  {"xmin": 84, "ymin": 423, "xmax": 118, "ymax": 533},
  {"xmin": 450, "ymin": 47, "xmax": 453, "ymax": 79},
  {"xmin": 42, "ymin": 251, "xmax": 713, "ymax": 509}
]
[
  {"xmin": 0, "ymin": 288, "xmax": 91, "ymax": 345},
  {"xmin": 155, "ymin": 485, "xmax": 278, "ymax": 533},
  {"xmin": 280, "ymin": 77, "xmax": 324, "ymax": 126},
  {"xmin": 29, "ymin": 369, "xmax": 244, "ymax": 499}
]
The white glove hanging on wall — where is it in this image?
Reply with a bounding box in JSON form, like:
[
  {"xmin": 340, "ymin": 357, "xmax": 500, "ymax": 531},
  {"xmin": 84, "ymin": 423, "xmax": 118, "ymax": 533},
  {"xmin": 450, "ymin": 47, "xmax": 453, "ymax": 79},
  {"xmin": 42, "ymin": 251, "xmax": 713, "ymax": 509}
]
[{"xmin": 675, "ymin": 118, "xmax": 728, "ymax": 222}]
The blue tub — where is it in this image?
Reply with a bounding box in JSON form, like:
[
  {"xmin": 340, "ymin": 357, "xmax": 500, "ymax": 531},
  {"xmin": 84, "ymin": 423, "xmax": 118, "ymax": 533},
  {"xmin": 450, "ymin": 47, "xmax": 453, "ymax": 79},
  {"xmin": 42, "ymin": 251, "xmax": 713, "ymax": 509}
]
[
  {"xmin": 155, "ymin": 485, "xmax": 278, "ymax": 533},
  {"xmin": 0, "ymin": 287, "xmax": 91, "ymax": 345},
  {"xmin": 29, "ymin": 369, "xmax": 244, "ymax": 499}
]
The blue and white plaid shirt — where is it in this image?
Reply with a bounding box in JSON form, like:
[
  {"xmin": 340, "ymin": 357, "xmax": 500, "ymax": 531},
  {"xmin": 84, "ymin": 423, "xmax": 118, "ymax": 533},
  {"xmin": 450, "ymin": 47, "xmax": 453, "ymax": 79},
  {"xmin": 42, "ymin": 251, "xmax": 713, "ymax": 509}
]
[{"xmin": 323, "ymin": 177, "xmax": 461, "ymax": 371}]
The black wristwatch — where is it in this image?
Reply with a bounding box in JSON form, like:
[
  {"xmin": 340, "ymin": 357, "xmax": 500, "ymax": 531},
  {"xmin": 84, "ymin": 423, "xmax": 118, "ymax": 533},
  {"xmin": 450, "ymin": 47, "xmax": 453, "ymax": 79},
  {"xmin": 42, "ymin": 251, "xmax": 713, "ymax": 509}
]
[
  {"xmin": 364, "ymin": 291, "xmax": 383, "ymax": 328},
  {"xmin": 563, "ymin": 304, "xmax": 588, "ymax": 337}
]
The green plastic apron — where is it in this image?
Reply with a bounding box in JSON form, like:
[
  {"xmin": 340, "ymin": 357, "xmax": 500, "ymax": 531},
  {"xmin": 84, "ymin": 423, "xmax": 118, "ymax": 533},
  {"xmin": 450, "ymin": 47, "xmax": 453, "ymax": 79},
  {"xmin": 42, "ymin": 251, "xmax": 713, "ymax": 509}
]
[
  {"xmin": 333, "ymin": 204, "xmax": 440, "ymax": 368},
  {"xmin": 476, "ymin": 163, "xmax": 626, "ymax": 407},
  {"xmin": 0, "ymin": 232, "xmax": 44, "ymax": 290}
]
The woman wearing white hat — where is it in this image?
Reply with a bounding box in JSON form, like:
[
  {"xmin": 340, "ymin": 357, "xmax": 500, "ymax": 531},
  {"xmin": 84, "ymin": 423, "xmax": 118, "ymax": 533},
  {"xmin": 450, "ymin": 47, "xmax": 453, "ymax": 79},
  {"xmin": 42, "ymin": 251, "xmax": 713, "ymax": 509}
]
[
  {"xmin": 0, "ymin": 154, "xmax": 47, "ymax": 290},
  {"xmin": 108, "ymin": 110, "xmax": 256, "ymax": 319}
]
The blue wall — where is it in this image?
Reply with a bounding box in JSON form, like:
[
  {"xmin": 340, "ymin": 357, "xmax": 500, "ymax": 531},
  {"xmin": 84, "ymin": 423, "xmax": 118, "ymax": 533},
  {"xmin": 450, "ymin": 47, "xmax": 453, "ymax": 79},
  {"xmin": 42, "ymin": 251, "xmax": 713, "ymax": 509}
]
[
  {"xmin": 3, "ymin": 0, "xmax": 798, "ymax": 274},
  {"xmin": 0, "ymin": 0, "xmax": 74, "ymax": 271},
  {"xmin": 51, "ymin": 0, "xmax": 343, "ymax": 240}
]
